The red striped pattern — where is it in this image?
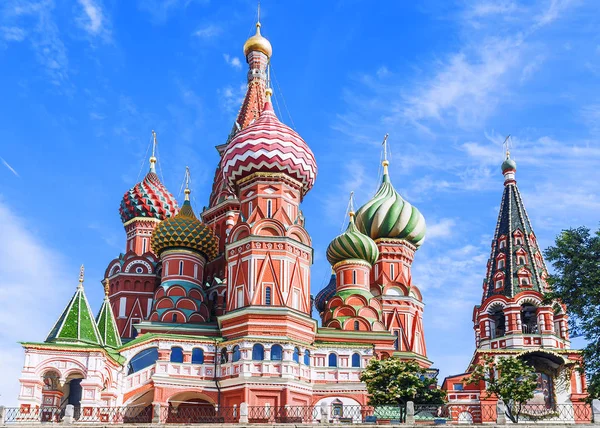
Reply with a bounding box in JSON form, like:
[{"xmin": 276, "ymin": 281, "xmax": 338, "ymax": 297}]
[{"xmin": 221, "ymin": 102, "xmax": 317, "ymax": 195}]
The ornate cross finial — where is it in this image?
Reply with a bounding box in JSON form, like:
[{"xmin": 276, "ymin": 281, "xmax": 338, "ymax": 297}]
[
  {"xmin": 503, "ymin": 134, "xmax": 512, "ymax": 158},
  {"xmin": 150, "ymin": 130, "xmax": 158, "ymax": 172},
  {"xmin": 257, "ymin": 0, "xmax": 261, "ymax": 24},
  {"xmin": 184, "ymin": 166, "xmax": 191, "ymax": 201},
  {"xmin": 78, "ymin": 265, "xmax": 85, "ymax": 289},
  {"xmin": 381, "ymin": 133, "xmax": 390, "ymax": 174}
]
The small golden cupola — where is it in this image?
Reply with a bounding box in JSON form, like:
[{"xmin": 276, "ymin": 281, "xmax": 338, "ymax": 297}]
[{"xmin": 243, "ymin": 21, "xmax": 272, "ymax": 58}]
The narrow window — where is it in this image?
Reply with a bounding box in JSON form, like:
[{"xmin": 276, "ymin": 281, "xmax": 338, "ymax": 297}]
[
  {"xmin": 194, "ymin": 263, "xmax": 198, "ymax": 279},
  {"xmin": 236, "ymin": 288, "xmax": 244, "ymax": 308},
  {"xmin": 252, "ymin": 344, "xmax": 264, "ymax": 360},
  {"xmin": 390, "ymin": 263, "xmax": 395, "ymax": 280},
  {"xmin": 394, "ymin": 330, "xmax": 400, "ymax": 350},
  {"xmin": 220, "ymin": 348, "xmax": 228, "ymax": 364},
  {"xmin": 142, "ymin": 238, "xmax": 147, "ymax": 254},
  {"xmin": 191, "ymin": 348, "xmax": 204, "ymax": 364},
  {"xmin": 328, "ymin": 353, "xmax": 337, "ymax": 368},
  {"xmin": 170, "ymin": 347, "xmax": 183, "ymax": 363},
  {"xmin": 129, "ymin": 240, "xmax": 133, "ymax": 250},
  {"xmin": 271, "ymin": 344, "xmax": 283, "ymax": 361},
  {"xmin": 499, "ymin": 240, "xmax": 506, "ymax": 249},
  {"xmin": 354, "ymin": 320, "xmax": 360, "ymax": 331},
  {"xmin": 147, "ymin": 298, "xmax": 153, "ymax": 317},
  {"xmin": 179, "ymin": 261, "xmax": 184, "ymax": 276},
  {"xmin": 352, "ymin": 270, "xmax": 357, "ymax": 284},
  {"xmin": 375, "ymin": 264, "xmax": 379, "ymax": 278},
  {"xmin": 303, "ymin": 350, "xmax": 310, "ymax": 365},
  {"xmin": 119, "ymin": 297, "xmax": 126, "ymax": 318},
  {"xmin": 497, "ymin": 260, "xmax": 505, "ymax": 269},
  {"xmin": 495, "ymin": 280, "xmax": 503, "ymax": 289},
  {"xmin": 267, "ymin": 200, "xmax": 272, "ymax": 218},
  {"xmin": 248, "ymin": 201, "xmax": 253, "ymax": 216},
  {"xmin": 293, "ymin": 347, "xmax": 300, "ymax": 363},
  {"xmin": 232, "ymin": 345, "xmax": 241, "ymax": 362},
  {"xmin": 172, "ymin": 313, "xmax": 178, "ymax": 323},
  {"xmin": 287, "ymin": 204, "xmax": 292, "ymax": 219},
  {"xmin": 351, "ymin": 353, "xmax": 360, "ymax": 368},
  {"xmin": 265, "ymin": 286, "xmax": 272, "ymax": 305},
  {"xmin": 164, "ymin": 261, "xmax": 169, "ymax": 275},
  {"xmin": 518, "ymin": 256, "xmax": 526, "ymax": 265},
  {"xmin": 292, "ymin": 289, "xmax": 299, "ymax": 309}
]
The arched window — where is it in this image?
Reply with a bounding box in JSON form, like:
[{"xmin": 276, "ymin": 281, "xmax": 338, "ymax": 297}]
[
  {"xmin": 170, "ymin": 347, "xmax": 183, "ymax": 363},
  {"xmin": 351, "ymin": 353, "xmax": 361, "ymax": 368},
  {"xmin": 497, "ymin": 259, "xmax": 505, "ymax": 269},
  {"xmin": 127, "ymin": 347, "xmax": 159, "ymax": 375},
  {"xmin": 267, "ymin": 200, "xmax": 272, "ymax": 218},
  {"xmin": 271, "ymin": 344, "xmax": 283, "ymax": 361},
  {"xmin": 232, "ymin": 345, "xmax": 241, "ymax": 362},
  {"xmin": 328, "ymin": 353, "xmax": 338, "ymax": 367},
  {"xmin": 521, "ymin": 304, "xmax": 538, "ymax": 334},
  {"xmin": 499, "ymin": 239, "xmax": 506, "ymax": 249},
  {"xmin": 390, "ymin": 263, "xmax": 395, "ymax": 280},
  {"xmin": 518, "ymin": 256, "xmax": 526, "ymax": 265},
  {"xmin": 490, "ymin": 307, "xmax": 505, "ymax": 338},
  {"xmin": 495, "ymin": 279, "xmax": 503, "ymax": 289},
  {"xmin": 352, "ymin": 270, "xmax": 357, "ymax": 284},
  {"xmin": 191, "ymin": 348, "xmax": 204, "ymax": 364},
  {"xmin": 252, "ymin": 344, "xmax": 264, "ymax": 361},
  {"xmin": 303, "ymin": 350, "xmax": 310, "ymax": 366},
  {"xmin": 521, "ymin": 277, "xmax": 530, "ymax": 285},
  {"xmin": 293, "ymin": 347, "xmax": 300, "ymax": 363},
  {"xmin": 393, "ymin": 330, "xmax": 400, "ymax": 350},
  {"xmin": 179, "ymin": 261, "xmax": 184, "ymax": 275},
  {"xmin": 265, "ymin": 287, "xmax": 272, "ymax": 305},
  {"xmin": 220, "ymin": 348, "xmax": 228, "ymax": 364},
  {"xmin": 354, "ymin": 320, "xmax": 360, "ymax": 331},
  {"xmin": 172, "ymin": 313, "xmax": 178, "ymax": 323}
]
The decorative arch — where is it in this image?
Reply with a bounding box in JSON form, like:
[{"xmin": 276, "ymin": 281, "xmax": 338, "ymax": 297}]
[
  {"xmin": 252, "ymin": 218, "xmax": 286, "ymax": 237},
  {"xmin": 230, "ymin": 224, "xmax": 251, "ymax": 242},
  {"xmin": 286, "ymin": 225, "xmax": 310, "ymax": 245},
  {"xmin": 125, "ymin": 259, "xmax": 153, "ymax": 273}
]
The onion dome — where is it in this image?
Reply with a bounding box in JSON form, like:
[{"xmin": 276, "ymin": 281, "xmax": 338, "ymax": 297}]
[
  {"xmin": 501, "ymin": 151, "xmax": 517, "ymax": 173},
  {"xmin": 243, "ymin": 22, "xmax": 272, "ymax": 58},
  {"xmin": 314, "ymin": 272, "xmax": 336, "ymax": 314},
  {"xmin": 119, "ymin": 132, "xmax": 178, "ymax": 223},
  {"xmin": 327, "ymin": 212, "xmax": 379, "ymax": 266},
  {"xmin": 221, "ymin": 89, "xmax": 317, "ymax": 196},
  {"xmin": 151, "ymin": 185, "xmax": 219, "ymax": 261},
  {"xmin": 355, "ymin": 160, "xmax": 426, "ymax": 247}
]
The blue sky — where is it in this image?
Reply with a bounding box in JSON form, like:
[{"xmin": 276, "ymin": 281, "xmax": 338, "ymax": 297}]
[{"xmin": 0, "ymin": 0, "xmax": 598, "ymax": 405}]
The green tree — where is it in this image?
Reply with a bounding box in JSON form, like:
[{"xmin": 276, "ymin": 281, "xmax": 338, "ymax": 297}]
[
  {"xmin": 360, "ymin": 358, "xmax": 445, "ymax": 408},
  {"xmin": 544, "ymin": 226, "xmax": 600, "ymax": 399},
  {"xmin": 469, "ymin": 356, "xmax": 538, "ymax": 423}
]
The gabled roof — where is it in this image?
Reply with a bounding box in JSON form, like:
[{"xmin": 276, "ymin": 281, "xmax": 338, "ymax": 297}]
[
  {"xmin": 96, "ymin": 294, "xmax": 122, "ymax": 349},
  {"xmin": 46, "ymin": 268, "xmax": 103, "ymax": 347}
]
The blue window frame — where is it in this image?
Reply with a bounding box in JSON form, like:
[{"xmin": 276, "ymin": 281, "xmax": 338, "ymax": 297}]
[
  {"xmin": 265, "ymin": 287, "xmax": 272, "ymax": 305},
  {"xmin": 191, "ymin": 348, "xmax": 204, "ymax": 364},
  {"xmin": 252, "ymin": 344, "xmax": 264, "ymax": 361},
  {"xmin": 271, "ymin": 344, "xmax": 283, "ymax": 361},
  {"xmin": 328, "ymin": 353, "xmax": 337, "ymax": 367},
  {"xmin": 233, "ymin": 345, "xmax": 241, "ymax": 362},
  {"xmin": 304, "ymin": 350, "xmax": 310, "ymax": 366},
  {"xmin": 127, "ymin": 347, "xmax": 158, "ymax": 375},
  {"xmin": 293, "ymin": 347, "xmax": 300, "ymax": 363},
  {"xmin": 351, "ymin": 353, "xmax": 361, "ymax": 368},
  {"xmin": 170, "ymin": 347, "xmax": 183, "ymax": 363}
]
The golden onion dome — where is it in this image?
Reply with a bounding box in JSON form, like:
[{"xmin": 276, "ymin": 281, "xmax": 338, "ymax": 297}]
[{"xmin": 243, "ymin": 22, "xmax": 272, "ymax": 58}]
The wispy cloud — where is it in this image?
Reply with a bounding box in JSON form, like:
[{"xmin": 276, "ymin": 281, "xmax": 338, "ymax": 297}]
[
  {"xmin": 223, "ymin": 53, "xmax": 242, "ymax": 70},
  {"xmin": 0, "ymin": 157, "xmax": 19, "ymax": 177},
  {"xmin": 0, "ymin": 25, "xmax": 25, "ymax": 41},
  {"xmin": 138, "ymin": 0, "xmax": 207, "ymax": 25},
  {"xmin": 427, "ymin": 218, "xmax": 456, "ymax": 240},
  {"xmin": 76, "ymin": 0, "xmax": 110, "ymax": 39},
  {"xmin": 193, "ymin": 24, "xmax": 221, "ymax": 40}
]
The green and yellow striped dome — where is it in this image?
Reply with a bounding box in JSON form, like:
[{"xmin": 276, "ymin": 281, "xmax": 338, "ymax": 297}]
[
  {"xmin": 355, "ymin": 165, "xmax": 426, "ymax": 247},
  {"xmin": 326, "ymin": 214, "xmax": 379, "ymax": 266},
  {"xmin": 151, "ymin": 200, "xmax": 218, "ymax": 261}
]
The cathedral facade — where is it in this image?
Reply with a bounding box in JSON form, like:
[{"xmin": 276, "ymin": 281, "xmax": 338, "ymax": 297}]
[{"xmin": 16, "ymin": 18, "xmax": 431, "ymax": 420}]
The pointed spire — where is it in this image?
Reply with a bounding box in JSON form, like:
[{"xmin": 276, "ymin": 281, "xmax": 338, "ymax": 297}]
[
  {"xmin": 46, "ymin": 266, "xmax": 103, "ymax": 346},
  {"xmin": 381, "ymin": 133, "xmax": 390, "ymax": 175},
  {"xmin": 150, "ymin": 130, "xmax": 158, "ymax": 173},
  {"xmin": 184, "ymin": 166, "xmax": 191, "ymax": 201},
  {"xmin": 501, "ymin": 135, "xmax": 517, "ymax": 185},
  {"xmin": 348, "ymin": 191, "xmax": 356, "ymax": 219},
  {"xmin": 96, "ymin": 279, "xmax": 122, "ymax": 349}
]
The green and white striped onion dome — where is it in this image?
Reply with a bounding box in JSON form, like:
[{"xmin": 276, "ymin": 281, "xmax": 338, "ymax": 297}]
[
  {"xmin": 355, "ymin": 163, "xmax": 426, "ymax": 247},
  {"xmin": 326, "ymin": 214, "xmax": 379, "ymax": 266}
]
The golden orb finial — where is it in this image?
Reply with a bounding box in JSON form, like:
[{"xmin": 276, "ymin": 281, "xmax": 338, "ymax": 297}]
[{"xmin": 243, "ymin": 21, "xmax": 272, "ymax": 58}]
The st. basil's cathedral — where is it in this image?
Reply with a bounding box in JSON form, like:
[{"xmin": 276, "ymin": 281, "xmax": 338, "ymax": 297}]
[{"xmin": 14, "ymin": 13, "xmax": 587, "ymax": 423}]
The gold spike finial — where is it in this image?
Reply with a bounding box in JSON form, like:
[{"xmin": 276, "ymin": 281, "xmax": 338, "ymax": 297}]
[
  {"xmin": 348, "ymin": 191, "xmax": 356, "ymax": 219},
  {"xmin": 150, "ymin": 130, "xmax": 158, "ymax": 173},
  {"xmin": 257, "ymin": 0, "xmax": 261, "ymax": 25},
  {"xmin": 503, "ymin": 134, "xmax": 512, "ymax": 159},
  {"xmin": 78, "ymin": 265, "xmax": 85, "ymax": 289},
  {"xmin": 381, "ymin": 133, "xmax": 390, "ymax": 174},
  {"xmin": 102, "ymin": 278, "xmax": 110, "ymax": 297},
  {"xmin": 184, "ymin": 166, "xmax": 191, "ymax": 201}
]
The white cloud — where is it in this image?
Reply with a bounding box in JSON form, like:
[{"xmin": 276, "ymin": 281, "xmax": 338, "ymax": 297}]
[
  {"xmin": 193, "ymin": 24, "xmax": 221, "ymax": 39},
  {"xmin": 0, "ymin": 197, "xmax": 72, "ymax": 406},
  {"xmin": 427, "ymin": 218, "xmax": 456, "ymax": 240},
  {"xmin": 0, "ymin": 157, "xmax": 19, "ymax": 177},
  {"xmin": 0, "ymin": 26, "xmax": 25, "ymax": 41},
  {"xmin": 76, "ymin": 0, "xmax": 109, "ymax": 38},
  {"xmin": 534, "ymin": 0, "xmax": 574, "ymax": 28},
  {"xmin": 223, "ymin": 53, "xmax": 242, "ymax": 70}
]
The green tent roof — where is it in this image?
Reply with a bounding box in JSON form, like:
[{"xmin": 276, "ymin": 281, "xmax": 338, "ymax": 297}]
[{"xmin": 96, "ymin": 296, "xmax": 122, "ymax": 349}]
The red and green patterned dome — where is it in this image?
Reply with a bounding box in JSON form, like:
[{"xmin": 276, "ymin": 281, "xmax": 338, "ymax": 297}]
[
  {"xmin": 151, "ymin": 199, "xmax": 219, "ymax": 261},
  {"xmin": 119, "ymin": 170, "xmax": 179, "ymax": 223}
]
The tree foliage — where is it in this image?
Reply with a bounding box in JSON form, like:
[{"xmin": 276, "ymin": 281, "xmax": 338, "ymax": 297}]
[
  {"xmin": 469, "ymin": 356, "xmax": 538, "ymax": 423},
  {"xmin": 544, "ymin": 226, "xmax": 600, "ymax": 399},
  {"xmin": 360, "ymin": 358, "xmax": 445, "ymax": 406}
]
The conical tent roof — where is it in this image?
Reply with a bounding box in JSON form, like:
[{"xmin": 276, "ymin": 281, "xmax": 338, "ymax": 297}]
[
  {"xmin": 96, "ymin": 285, "xmax": 122, "ymax": 348},
  {"xmin": 45, "ymin": 266, "xmax": 103, "ymax": 347}
]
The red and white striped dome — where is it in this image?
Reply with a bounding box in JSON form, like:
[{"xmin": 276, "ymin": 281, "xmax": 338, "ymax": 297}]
[{"xmin": 221, "ymin": 97, "xmax": 317, "ymax": 195}]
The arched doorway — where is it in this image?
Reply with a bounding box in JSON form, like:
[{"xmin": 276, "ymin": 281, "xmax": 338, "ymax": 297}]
[{"xmin": 166, "ymin": 392, "xmax": 219, "ymax": 423}]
